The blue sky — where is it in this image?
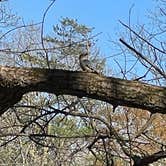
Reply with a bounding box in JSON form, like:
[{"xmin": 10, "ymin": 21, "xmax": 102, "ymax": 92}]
[
  {"xmin": 8, "ymin": 0, "xmax": 156, "ymax": 73},
  {"xmin": 9, "ymin": 0, "xmax": 155, "ymax": 38}
]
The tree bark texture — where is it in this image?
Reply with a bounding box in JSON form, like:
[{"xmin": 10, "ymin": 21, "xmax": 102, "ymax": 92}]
[{"xmin": 0, "ymin": 66, "xmax": 165, "ymax": 115}]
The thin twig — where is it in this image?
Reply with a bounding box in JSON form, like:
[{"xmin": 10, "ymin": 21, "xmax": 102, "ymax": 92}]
[{"xmin": 0, "ymin": 22, "xmax": 41, "ymax": 40}]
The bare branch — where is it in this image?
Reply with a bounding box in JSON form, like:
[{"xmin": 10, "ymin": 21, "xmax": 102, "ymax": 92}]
[
  {"xmin": 119, "ymin": 38, "xmax": 166, "ymax": 79},
  {"xmin": 119, "ymin": 21, "xmax": 166, "ymax": 54}
]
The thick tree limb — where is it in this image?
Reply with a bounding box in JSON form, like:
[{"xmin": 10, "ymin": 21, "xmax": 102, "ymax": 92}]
[
  {"xmin": 133, "ymin": 150, "xmax": 166, "ymax": 166},
  {"xmin": 0, "ymin": 66, "xmax": 166, "ymax": 116}
]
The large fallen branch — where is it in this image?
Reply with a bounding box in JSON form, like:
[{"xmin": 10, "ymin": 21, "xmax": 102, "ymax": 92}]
[{"xmin": 0, "ymin": 66, "xmax": 165, "ymax": 116}]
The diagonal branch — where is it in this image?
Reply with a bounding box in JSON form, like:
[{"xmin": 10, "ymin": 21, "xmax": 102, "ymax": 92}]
[
  {"xmin": 119, "ymin": 21, "xmax": 166, "ymax": 54},
  {"xmin": 119, "ymin": 38, "xmax": 166, "ymax": 79}
]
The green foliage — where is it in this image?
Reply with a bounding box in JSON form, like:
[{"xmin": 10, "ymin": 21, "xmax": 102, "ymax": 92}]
[
  {"xmin": 50, "ymin": 116, "xmax": 93, "ymax": 137},
  {"xmin": 44, "ymin": 17, "xmax": 105, "ymax": 72},
  {"xmin": 45, "ymin": 17, "xmax": 92, "ymax": 55}
]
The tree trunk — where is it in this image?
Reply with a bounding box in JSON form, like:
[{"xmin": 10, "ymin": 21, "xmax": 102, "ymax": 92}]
[{"xmin": 0, "ymin": 66, "xmax": 165, "ymax": 115}]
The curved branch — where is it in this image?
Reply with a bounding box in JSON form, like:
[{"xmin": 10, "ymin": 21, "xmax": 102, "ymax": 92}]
[{"xmin": 40, "ymin": 0, "xmax": 56, "ymax": 68}]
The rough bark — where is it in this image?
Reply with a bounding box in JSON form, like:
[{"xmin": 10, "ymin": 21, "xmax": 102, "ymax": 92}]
[{"xmin": 0, "ymin": 66, "xmax": 166, "ymax": 116}]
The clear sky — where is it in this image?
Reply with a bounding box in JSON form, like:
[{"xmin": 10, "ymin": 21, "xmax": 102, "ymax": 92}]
[{"xmin": 8, "ymin": 0, "xmax": 155, "ymax": 56}]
